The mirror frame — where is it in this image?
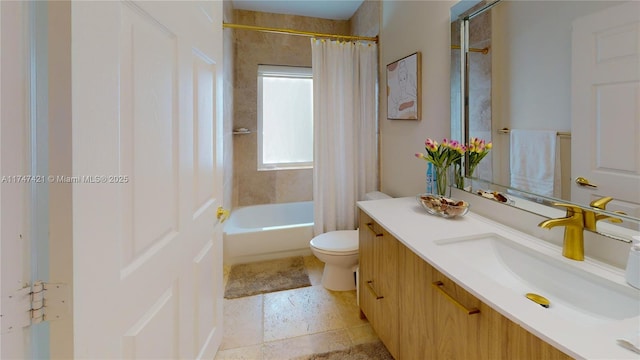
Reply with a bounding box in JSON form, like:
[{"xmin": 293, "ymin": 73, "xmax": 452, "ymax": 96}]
[{"xmin": 454, "ymin": 0, "xmax": 639, "ymax": 241}]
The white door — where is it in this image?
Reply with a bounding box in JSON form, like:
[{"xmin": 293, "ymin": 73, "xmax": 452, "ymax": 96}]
[
  {"xmin": 72, "ymin": 1, "xmax": 224, "ymax": 358},
  {"xmin": 0, "ymin": 1, "xmax": 31, "ymax": 358},
  {"xmin": 571, "ymin": 1, "xmax": 640, "ymax": 221}
]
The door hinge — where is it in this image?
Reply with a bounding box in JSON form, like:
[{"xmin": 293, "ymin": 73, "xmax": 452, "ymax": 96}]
[{"xmin": 1, "ymin": 281, "xmax": 69, "ymax": 333}]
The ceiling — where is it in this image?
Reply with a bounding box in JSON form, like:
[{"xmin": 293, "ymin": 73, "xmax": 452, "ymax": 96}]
[{"xmin": 231, "ymin": 0, "xmax": 365, "ymax": 21}]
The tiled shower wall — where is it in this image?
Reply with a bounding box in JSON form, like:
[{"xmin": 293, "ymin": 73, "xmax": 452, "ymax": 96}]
[
  {"xmin": 450, "ymin": 5, "xmax": 493, "ymax": 181},
  {"xmin": 466, "ymin": 9, "xmax": 493, "ymax": 181},
  {"xmin": 232, "ymin": 11, "xmax": 348, "ymax": 206},
  {"xmin": 351, "ymin": 0, "xmax": 380, "ymax": 38},
  {"xmin": 231, "ymin": 1, "xmax": 379, "ymax": 208}
]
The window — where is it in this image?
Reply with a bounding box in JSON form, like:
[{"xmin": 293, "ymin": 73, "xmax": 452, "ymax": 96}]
[{"xmin": 257, "ymin": 65, "xmax": 313, "ymax": 170}]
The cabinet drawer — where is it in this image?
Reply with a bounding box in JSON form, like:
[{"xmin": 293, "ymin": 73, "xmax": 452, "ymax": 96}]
[
  {"xmin": 431, "ymin": 268, "xmax": 571, "ymax": 360},
  {"xmin": 432, "ymin": 269, "xmax": 482, "ymax": 315}
]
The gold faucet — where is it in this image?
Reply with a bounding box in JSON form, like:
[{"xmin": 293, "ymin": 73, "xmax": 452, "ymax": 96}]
[
  {"xmin": 584, "ymin": 196, "xmax": 624, "ymax": 231},
  {"xmin": 538, "ymin": 203, "xmax": 585, "ymax": 261}
]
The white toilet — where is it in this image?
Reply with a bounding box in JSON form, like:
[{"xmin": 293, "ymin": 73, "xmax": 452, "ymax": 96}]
[{"xmin": 310, "ymin": 191, "xmax": 391, "ymax": 291}]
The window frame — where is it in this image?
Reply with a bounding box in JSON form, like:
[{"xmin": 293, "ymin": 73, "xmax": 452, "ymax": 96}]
[{"xmin": 257, "ymin": 65, "xmax": 314, "ymax": 171}]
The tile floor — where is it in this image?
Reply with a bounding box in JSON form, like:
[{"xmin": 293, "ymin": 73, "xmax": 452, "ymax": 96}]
[{"xmin": 216, "ymin": 256, "xmax": 382, "ymax": 360}]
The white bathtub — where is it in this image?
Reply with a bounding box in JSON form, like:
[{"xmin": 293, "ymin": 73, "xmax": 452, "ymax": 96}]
[{"xmin": 223, "ymin": 201, "xmax": 314, "ymax": 265}]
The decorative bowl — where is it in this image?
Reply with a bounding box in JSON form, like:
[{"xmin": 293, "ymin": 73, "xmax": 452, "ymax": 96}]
[{"xmin": 416, "ymin": 193, "xmax": 470, "ymax": 218}]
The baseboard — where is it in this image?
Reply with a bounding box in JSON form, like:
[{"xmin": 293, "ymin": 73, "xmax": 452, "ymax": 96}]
[{"xmin": 224, "ymin": 248, "xmax": 313, "ymax": 265}]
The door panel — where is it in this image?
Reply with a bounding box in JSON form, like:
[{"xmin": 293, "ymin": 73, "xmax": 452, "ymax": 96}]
[
  {"xmin": 71, "ymin": 1, "xmax": 223, "ymax": 358},
  {"xmin": 595, "ymin": 83, "xmax": 638, "ymax": 173},
  {"xmin": 194, "ymin": 54, "xmax": 216, "ymax": 216},
  {"xmin": 572, "ymin": 2, "xmax": 640, "ymax": 223},
  {"xmin": 193, "ymin": 241, "xmax": 216, "ymax": 352},
  {"xmin": 123, "ymin": 283, "xmax": 179, "ymax": 359},
  {"xmin": 120, "ymin": 3, "xmax": 180, "ymax": 265}
]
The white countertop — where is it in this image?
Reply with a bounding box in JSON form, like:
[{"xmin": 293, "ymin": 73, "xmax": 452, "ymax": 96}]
[{"xmin": 358, "ymin": 197, "xmax": 640, "ymax": 360}]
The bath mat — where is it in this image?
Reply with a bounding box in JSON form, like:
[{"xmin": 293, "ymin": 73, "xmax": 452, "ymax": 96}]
[
  {"xmin": 224, "ymin": 256, "xmax": 311, "ymax": 299},
  {"xmin": 295, "ymin": 341, "xmax": 393, "ymax": 360}
]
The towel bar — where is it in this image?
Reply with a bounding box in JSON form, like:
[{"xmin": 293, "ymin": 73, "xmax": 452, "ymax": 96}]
[{"xmin": 497, "ymin": 128, "xmax": 571, "ymax": 138}]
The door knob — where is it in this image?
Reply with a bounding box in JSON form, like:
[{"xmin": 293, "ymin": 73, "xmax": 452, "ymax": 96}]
[
  {"xmin": 575, "ymin": 177, "xmax": 598, "ymax": 188},
  {"xmin": 216, "ymin": 206, "xmax": 230, "ymax": 223}
]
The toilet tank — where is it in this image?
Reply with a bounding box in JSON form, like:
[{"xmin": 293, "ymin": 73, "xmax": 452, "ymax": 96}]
[{"xmin": 364, "ymin": 191, "xmax": 391, "ymax": 200}]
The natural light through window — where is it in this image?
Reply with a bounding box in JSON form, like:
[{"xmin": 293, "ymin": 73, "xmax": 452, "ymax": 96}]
[{"xmin": 258, "ymin": 65, "xmax": 313, "ymax": 170}]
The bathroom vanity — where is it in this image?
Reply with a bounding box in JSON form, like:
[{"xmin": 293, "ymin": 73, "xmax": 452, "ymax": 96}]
[{"xmin": 357, "ymin": 197, "xmax": 640, "ymax": 359}]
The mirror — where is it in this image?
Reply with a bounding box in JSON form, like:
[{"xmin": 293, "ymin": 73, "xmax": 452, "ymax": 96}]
[{"xmin": 451, "ymin": 0, "xmax": 640, "ymax": 240}]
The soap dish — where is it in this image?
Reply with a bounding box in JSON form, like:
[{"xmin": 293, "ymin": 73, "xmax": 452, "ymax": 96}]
[
  {"xmin": 416, "ymin": 194, "xmax": 470, "ymax": 219},
  {"xmin": 476, "ymin": 189, "xmax": 514, "ymax": 205}
]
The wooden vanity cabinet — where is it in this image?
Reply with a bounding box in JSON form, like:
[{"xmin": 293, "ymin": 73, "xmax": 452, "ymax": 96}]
[
  {"xmin": 358, "ymin": 212, "xmax": 400, "ymax": 359},
  {"xmin": 359, "ymin": 210, "xmax": 572, "ymax": 360}
]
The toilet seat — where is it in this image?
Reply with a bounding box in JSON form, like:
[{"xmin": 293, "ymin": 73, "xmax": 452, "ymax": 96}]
[{"xmin": 310, "ymin": 230, "xmax": 358, "ymax": 254}]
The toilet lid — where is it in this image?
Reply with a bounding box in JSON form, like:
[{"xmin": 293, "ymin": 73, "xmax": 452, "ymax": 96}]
[{"xmin": 310, "ymin": 230, "xmax": 358, "ymax": 252}]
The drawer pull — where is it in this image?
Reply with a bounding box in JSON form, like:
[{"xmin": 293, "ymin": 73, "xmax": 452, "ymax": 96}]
[
  {"xmin": 366, "ymin": 280, "xmax": 384, "ymax": 300},
  {"xmin": 366, "ymin": 222, "xmax": 383, "ymax": 237},
  {"xmin": 432, "ymin": 281, "xmax": 480, "ymax": 315}
]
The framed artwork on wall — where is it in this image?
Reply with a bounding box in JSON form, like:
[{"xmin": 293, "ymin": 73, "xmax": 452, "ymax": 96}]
[{"xmin": 386, "ymin": 52, "xmax": 421, "ymax": 120}]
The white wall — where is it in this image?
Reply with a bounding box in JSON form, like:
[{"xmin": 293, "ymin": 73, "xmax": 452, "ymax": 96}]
[
  {"xmin": 380, "ymin": 0, "xmax": 457, "ymax": 197},
  {"xmin": 492, "ymin": 0, "xmax": 622, "ymax": 131}
]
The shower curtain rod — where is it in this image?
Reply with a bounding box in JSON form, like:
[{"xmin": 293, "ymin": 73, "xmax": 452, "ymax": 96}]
[
  {"xmin": 451, "ymin": 45, "xmax": 490, "ymax": 54},
  {"xmin": 223, "ymin": 23, "xmax": 378, "ymax": 42},
  {"xmin": 223, "ymin": 23, "xmax": 488, "ymax": 52}
]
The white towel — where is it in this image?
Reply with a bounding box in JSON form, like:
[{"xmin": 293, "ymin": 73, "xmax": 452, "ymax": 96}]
[{"xmin": 510, "ymin": 129, "xmax": 561, "ymax": 198}]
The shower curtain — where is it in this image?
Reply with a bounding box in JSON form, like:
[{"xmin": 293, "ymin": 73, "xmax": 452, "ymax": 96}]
[{"xmin": 311, "ymin": 39, "xmax": 378, "ymax": 235}]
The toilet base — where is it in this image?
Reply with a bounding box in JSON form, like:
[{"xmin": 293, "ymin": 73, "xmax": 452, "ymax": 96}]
[{"xmin": 321, "ymin": 264, "xmax": 356, "ymax": 291}]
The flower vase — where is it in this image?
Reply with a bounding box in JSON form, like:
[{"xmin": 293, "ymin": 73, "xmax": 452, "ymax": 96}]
[
  {"xmin": 467, "ymin": 164, "xmax": 478, "ymax": 192},
  {"xmin": 453, "ymin": 163, "xmax": 464, "ymax": 190},
  {"xmin": 434, "ymin": 166, "xmax": 448, "ymax": 196}
]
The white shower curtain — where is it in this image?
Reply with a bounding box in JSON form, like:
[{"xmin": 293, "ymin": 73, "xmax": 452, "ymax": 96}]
[{"xmin": 311, "ymin": 39, "xmax": 378, "ymax": 235}]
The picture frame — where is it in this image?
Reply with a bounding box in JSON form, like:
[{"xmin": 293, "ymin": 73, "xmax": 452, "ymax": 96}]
[{"xmin": 386, "ymin": 52, "xmax": 421, "ymax": 120}]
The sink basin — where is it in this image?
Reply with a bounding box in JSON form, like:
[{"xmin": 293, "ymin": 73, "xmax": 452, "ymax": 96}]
[{"xmin": 435, "ymin": 233, "xmax": 640, "ymax": 325}]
